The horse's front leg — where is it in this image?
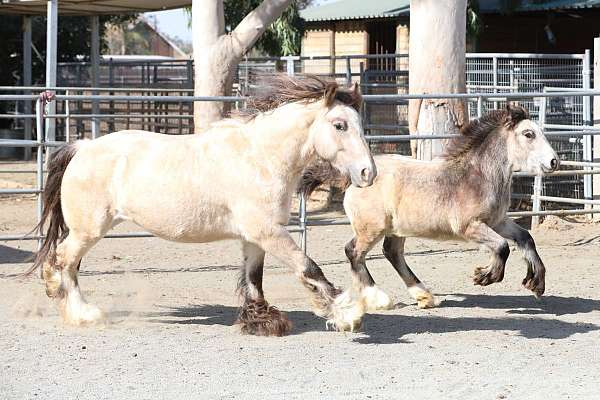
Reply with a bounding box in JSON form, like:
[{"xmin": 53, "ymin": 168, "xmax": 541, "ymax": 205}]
[
  {"xmin": 248, "ymin": 225, "xmax": 365, "ymax": 332},
  {"xmin": 235, "ymin": 241, "xmax": 292, "ymax": 336},
  {"xmin": 463, "ymin": 221, "xmax": 510, "ymax": 287},
  {"xmin": 493, "ymin": 218, "xmax": 545, "ymax": 297}
]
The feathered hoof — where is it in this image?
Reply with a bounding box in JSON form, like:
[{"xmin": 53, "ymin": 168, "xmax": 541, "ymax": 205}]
[
  {"xmin": 473, "ymin": 265, "xmax": 504, "ymax": 286},
  {"xmin": 42, "ymin": 264, "xmax": 63, "ymax": 299},
  {"xmin": 60, "ymin": 299, "xmax": 105, "ymax": 326},
  {"xmin": 523, "ymin": 276, "xmax": 545, "ymax": 299},
  {"xmin": 362, "ymin": 286, "xmax": 394, "ymax": 311},
  {"xmin": 236, "ymin": 300, "xmax": 293, "ymax": 337},
  {"xmin": 325, "ymin": 290, "xmax": 366, "ymax": 332},
  {"xmin": 408, "ymin": 284, "xmax": 436, "ymax": 309}
]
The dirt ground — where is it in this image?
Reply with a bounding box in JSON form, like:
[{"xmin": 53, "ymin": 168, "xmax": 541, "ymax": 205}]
[{"xmin": 1, "ymin": 162, "xmax": 600, "ymax": 399}]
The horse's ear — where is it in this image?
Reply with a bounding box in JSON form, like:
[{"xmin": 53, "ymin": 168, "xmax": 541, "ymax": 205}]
[
  {"xmin": 323, "ymin": 82, "xmax": 338, "ymax": 107},
  {"xmin": 505, "ymin": 103, "xmax": 529, "ymax": 128},
  {"xmin": 352, "ymin": 81, "xmax": 361, "ymax": 95}
]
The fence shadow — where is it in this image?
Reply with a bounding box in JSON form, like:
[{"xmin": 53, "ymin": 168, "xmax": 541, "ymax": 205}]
[
  {"xmin": 0, "ymin": 244, "xmax": 34, "ymax": 264},
  {"xmin": 438, "ymin": 293, "xmax": 600, "ymax": 316}
]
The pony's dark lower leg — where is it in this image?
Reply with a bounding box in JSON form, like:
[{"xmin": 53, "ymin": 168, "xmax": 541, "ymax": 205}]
[
  {"xmin": 254, "ymin": 226, "xmax": 362, "ymax": 332},
  {"xmin": 236, "ymin": 241, "xmax": 292, "ymax": 336},
  {"xmin": 382, "ymin": 236, "xmax": 435, "ymax": 308},
  {"xmin": 345, "ymin": 236, "xmax": 394, "ymax": 311},
  {"xmin": 464, "ymin": 221, "xmax": 510, "ymax": 287},
  {"xmin": 494, "ymin": 218, "xmax": 545, "ymax": 297}
]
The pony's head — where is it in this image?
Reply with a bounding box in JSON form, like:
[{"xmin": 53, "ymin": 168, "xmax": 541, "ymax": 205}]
[
  {"xmin": 502, "ymin": 105, "xmax": 559, "ymax": 174},
  {"xmin": 243, "ymin": 74, "xmax": 376, "ymax": 188},
  {"xmin": 445, "ymin": 104, "xmax": 558, "ymax": 174}
]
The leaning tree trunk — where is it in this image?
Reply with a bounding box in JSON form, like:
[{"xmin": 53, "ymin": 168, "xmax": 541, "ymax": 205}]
[
  {"xmin": 192, "ymin": 0, "xmax": 293, "ymax": 132},
  {"xmin": 408, "ymin": 0, "xmax": 469, "ymax": 160}
]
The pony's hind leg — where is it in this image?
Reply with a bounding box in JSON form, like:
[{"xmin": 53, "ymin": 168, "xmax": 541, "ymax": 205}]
[
  {"xmin": 382, "ymin": 236, "xmax": 435, "ymax": 309},
  {"xmin": 236, "ymin": 241, "xmax": 292, "ymax": 336},
  {"xmin": 45, "ymin": 231, "xmax": 105, "ymax": 325},
  {"xmin": 464, "ymin": 221, "xmax": 510, "ymax": 287},
  {"xmin": 344, "ymin": 235, "xmax": 394, "ymax": 311}
]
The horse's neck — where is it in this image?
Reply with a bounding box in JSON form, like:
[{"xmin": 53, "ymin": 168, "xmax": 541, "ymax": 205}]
[
  {"xmin": 463, "ymin": 138, "xmax": 512, "ymax": 195},
  {"xmin": 247, "ymin": 104, "xmax": 318, "ymax": 180}
]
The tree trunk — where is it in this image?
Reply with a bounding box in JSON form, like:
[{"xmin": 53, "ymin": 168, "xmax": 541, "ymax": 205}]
[
  {"xmin": 192, "ymin": 0, "xmax": 293, "ymax": 132},
  {"xmin": 408, "ymin": 0, "xmax": 468, "ymax": 160}
]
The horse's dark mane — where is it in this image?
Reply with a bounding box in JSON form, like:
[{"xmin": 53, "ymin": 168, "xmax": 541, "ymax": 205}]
[
  {"xmin": 443, "ymin": 105, "xmax": 529, "ymax": 161},
  {"xmin": 233, "ymin": 74, "xmax": 362, "ymax": 120}
]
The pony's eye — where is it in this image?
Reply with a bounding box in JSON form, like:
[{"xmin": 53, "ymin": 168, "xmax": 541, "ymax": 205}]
[
  {"xmin": 523, "ymin": 130, "xmax": 536, "ymax": 139},
  {"xmin": 333, "ymin": 121, "xmax": 347, "ymax": 131}
]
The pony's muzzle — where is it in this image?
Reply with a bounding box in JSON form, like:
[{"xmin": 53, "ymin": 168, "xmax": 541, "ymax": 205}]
[{"xmin": 350, "ymin": 161, "xmax": 377, "ymax": 188}]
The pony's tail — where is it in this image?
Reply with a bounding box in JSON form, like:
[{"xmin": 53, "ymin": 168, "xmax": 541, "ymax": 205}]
[
  {"xmin": 25, "ymin": 143, "xmax": 80, "ymax": 276},
  {"xmin": 297, "ymin": 160, "xmax": 351, "ymax": 198}
]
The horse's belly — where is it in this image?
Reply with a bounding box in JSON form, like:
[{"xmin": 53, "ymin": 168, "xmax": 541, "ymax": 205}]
[{"xmin": 122, "ymin": 202, "xmax": 239, "ymax": 244}]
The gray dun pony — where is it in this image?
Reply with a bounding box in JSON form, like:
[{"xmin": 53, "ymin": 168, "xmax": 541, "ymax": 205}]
[
  {"xmin": 300, "ymin": 105, "xmax": 559, "ymax": 330},
  {"xmin": 28, "ymin": 74, "xmax": 377, "ymax": 336}
]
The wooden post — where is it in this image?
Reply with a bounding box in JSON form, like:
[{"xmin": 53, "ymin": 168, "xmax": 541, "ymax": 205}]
[{"xmin": 593, "ymin": 37, "xmax": 600, "ymax": 219}]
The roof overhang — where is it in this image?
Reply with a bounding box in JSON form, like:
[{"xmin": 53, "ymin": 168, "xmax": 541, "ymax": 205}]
[{"xmin": 0, "ymin": 0, "xmax": 192, "ymax": 15}]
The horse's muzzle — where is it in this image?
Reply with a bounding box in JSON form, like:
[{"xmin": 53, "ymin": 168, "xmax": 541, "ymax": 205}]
[{"xmin": 350, "ymin": 160, "xmax": 377, "ymax": 188}]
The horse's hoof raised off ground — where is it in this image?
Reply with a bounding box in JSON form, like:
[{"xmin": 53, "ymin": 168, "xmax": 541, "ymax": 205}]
[{"xmin": 472, "ymin": 265, "xmax": 505, "ymax": 287}]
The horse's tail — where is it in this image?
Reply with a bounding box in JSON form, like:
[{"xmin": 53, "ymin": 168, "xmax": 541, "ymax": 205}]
[
  {"xmin": 298, "ymin": 160, "xmax": 351, "ymax": 198},
  {"xmin": 25, "ymin": 143, "xmax": 80, "ymax": 275}
]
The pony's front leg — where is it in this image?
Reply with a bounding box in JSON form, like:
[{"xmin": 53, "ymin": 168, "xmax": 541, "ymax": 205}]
[
  {"xmin": 463, "ymin": 221, "xmax": 510, "ymax": 287},
  {"xmin": 235, "ymin": 241, "xmax": 292, "ymax": 336},
  {"xmin": 493, "ymin": 218, "xmax": 545, "ymax": 297},
  {"xmin": 250, "ymin": 226, "xmax": 365, "ymax": 332}
]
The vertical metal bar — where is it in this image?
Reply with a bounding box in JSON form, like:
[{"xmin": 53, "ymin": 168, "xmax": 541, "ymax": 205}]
[
  {"xmin": 583, "ymin": 49, "xmax": 592, "ymax": 215},
  {"xmin": 35, "ymin": 98, "xmax": 45, "ymax": 249},
  {"xmin": 23, "ymin": 16, "xmax": 33, "ymax": 160},
  {"xmin": 492, "ymin": 56, "xmax": 498, "ymax": 110},
  {"xmin": 90, "ymin": 15, "xmax": 100, "ymax": 139},
  {"xmin": 532, "ymin": 95, "xmax": 548, "ymax": 229},
  {"xmin": 345, "ymin": 56, "xmax": 352, "ymax": 85},
  {"xmin": 45, "ymin": 0, "xmax": 58, "ymax": 145},
  {"xmin": 477, "ymin": 96, "xmax": 483, "ymax": 118},
  {"xmin": 65, "ymin": 90, "xmax": 71, "ymax": 142},
  {"xmin": 593, "ymin": 37, "xmax": 600, "ymax": 220}
]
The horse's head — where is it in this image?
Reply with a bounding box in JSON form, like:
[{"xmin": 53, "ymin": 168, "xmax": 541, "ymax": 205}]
[
  {"xmin": 504, "ymin": 105, "xmax": 559, "ymax": 174},
  {"xmin": 308, "ymin": 82, "xmax": 376, "ymax": 188}
]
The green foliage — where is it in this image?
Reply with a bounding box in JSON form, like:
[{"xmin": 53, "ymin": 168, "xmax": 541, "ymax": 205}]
[
  {"xmin": 467, "ymin": 0, "xmax": 482, "ymax": 38},
  {"xmin": 185, "ymin": 1, "xmax": 305, "ymax": 56}
]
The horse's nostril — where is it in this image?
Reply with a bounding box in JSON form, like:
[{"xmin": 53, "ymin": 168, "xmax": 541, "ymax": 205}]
[
  {"xmin": 361, "ymin": 167, "xmax": 369, "ymax": 181},
  {"xmin": 550, "ymin": 158, "xmax": 558, "ymax": 170}
]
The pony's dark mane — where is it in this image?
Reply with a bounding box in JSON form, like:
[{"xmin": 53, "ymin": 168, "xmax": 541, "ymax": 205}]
[
  {"xmin": 443, "ymin": 105, "xmax": 529, "ymax": 161},
  {"xmin": 233, "ymin": 74, "xmax": 362, "ymax": 120}
]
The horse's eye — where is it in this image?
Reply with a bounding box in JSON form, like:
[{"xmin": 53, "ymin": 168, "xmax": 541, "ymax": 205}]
[
  {"xmin": 333, "ymin": 121, "xmax": 347, "ymax": 131},
  {"xmin": 523, "ymin": 130, "xmax": 536, "ymax": 139}
]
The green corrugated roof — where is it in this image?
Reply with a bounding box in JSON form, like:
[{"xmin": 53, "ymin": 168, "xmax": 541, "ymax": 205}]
[
  {"xmin": 300, "ymin": 0, "xmax": 410, "ymax": 22},
  {"xmin": 300, "ymin": 0, "xmax": 600, "ymax": 22},
  {"xmin": 479, "ymin": 0, "xmax": 600, "ymax": 12}
]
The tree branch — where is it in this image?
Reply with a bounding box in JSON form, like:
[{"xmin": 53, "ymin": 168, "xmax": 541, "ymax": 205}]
[{"xmin": 230, "ymin": 0, "xmax": 293, "ymax": 56}]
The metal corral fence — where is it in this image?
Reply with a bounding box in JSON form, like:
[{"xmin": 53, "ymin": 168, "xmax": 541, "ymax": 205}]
[{"xmin": 0, "ymin": 85, "xmax": 599, "ymax": 252}]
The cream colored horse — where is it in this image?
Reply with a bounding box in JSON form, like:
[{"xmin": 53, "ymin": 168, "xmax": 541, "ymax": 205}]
[
  {"xmin": 30, "ymin": 75, "xmax": 376, "ymax": 335},
  {"xmin": 300, "ymin": 105, "xmax": 558, "ymax": 330}
]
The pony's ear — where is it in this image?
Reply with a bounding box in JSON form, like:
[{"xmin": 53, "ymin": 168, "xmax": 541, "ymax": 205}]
[
  {"xmin": 352, "ymin": 81, "xmax": 361, "ymax": 95},
  {"xmin": 323, "ymin": 82, "xmax": 338, "ymax": 107},
  {"xmin": 505, "ymin": 103, "xmax": 529, "ymax": 128}
]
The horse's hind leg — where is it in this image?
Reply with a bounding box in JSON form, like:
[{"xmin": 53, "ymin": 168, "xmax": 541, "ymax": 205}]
[
  {"xmin": 236, "ymin": 241, "xmax": 292, "ymax": 336},
  {"xmin": 464, "ymin": 221, "xmax": 510, "ymax": 287},
  {"xmin": 344, "ymin": 235, "xmax": 394, "ymax": 311},
  {"xmin": 44, "ymin": 231, "xmax": 105, "ymax": 325},
  {"xmin": 382, "ymin": 236, "xmax": 435, "ymax": 309},
  {"xmin": 493, "ymin": 218, "xmax": 545, "ymax": 297}
]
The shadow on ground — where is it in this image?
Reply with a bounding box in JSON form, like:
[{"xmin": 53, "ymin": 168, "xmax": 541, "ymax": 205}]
[
  {"xmin": 0, "ymin": 244, "xmax": 34, "ymax": 264},
  {"xmin": 439, "ymin": 293, "xmax": 600, "ymax": 316},
  {"xmin": 143, "ymin": 296, "xmax": 600, "ymax": 343}
]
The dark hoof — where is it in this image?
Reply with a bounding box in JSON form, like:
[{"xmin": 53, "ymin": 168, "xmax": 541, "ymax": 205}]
[
  {"xmin": 236, "ymin": 300, "xmax": 293, "ymax": 337},
  {"xmin": 473, "ymin": 266, "xmax": 504, "ymax": 286},
  {"xmin": 523, "ymin": 277, "xmax": 545, "ymax": 298}
]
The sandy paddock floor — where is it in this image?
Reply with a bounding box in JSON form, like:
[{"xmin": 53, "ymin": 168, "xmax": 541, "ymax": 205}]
[{"xmin": 1, "ymin": 162, "xmax": 600, "ymax": 399}]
